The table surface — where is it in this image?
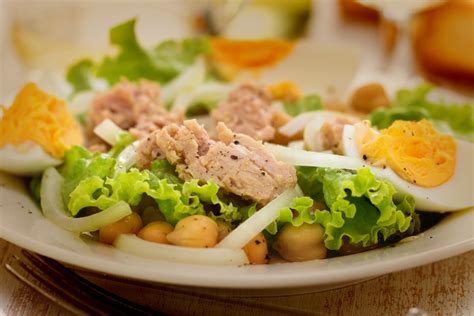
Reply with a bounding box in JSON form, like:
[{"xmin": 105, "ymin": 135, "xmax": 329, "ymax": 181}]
[{"xmin": 0, "ymin": 238, "xmax": 472, "ymax": 315}]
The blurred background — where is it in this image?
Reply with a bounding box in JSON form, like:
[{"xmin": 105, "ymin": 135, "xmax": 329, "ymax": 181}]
[{"xmin": 1, "ymin": 0, "xmax": 473, "ymax": 99}]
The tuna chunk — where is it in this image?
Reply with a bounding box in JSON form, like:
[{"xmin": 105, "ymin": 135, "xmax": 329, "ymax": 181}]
[
  {"xmin": 212, "ymin": 84, "xmax": 275, "ymax": 141},
  {"xmin": 136, "ymin": 120, "xmax": 296, "ymax": 204},
  {"xmin": 320, "ymin": 117, "xmax": 358, "ymax": 155},
  {"xmin": 87, "ymin": 80, "xmax": 183, "ymax": 149}
]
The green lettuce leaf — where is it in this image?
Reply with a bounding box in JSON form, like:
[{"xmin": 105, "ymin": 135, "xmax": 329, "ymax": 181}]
[
  {"xmin": 243, "ymin": 196, "xmax": 316, "ymax": 235},
  {"xmin": 68, "ymin": 169, "xmax": 150, "ymax": 215},
  {"xmin": 108, "ymin": 132, "xmax": 135, "ymax": 157},
  {"xmin": 283, "ymin": 95, "xmax": 322, "ymax": 117},
  {"xmin": 59, "ymin": 146, "xmax": 116, "ymax": 211},
  {"xmin": 96, "ymin": 19, "xmax": 166, "ymax": 85},
  {"xmin": 297, "ymin": 167, "xmax": 417, "ymax": 250},
  {"xmin": 66, "ymin": 59, "xmax": 95, "ymax": 97},
  {"xmin": 66, "ymin": 161, "xmax": 244, "ymax": 225},
  {"xmin": 29, "ymin": 176, "xmax": 42, "ymax": 204},
  {"xmin": 370, "ymin": 107, "xmax": 430, "ymax": 130},
  {"xmin": 151, "ymin": 37, "xmax": 209, "ymax": 83},
  {"xmin": 65, "ymin": 19, "xmax": 209, "ymax": 95},
  {"xmin": 148, "ymin": 160, "xmax": 182, "ymax": 185},
  {"xmin": 370, "ymin": 84, "xmax": 474, "ymax": 142}
]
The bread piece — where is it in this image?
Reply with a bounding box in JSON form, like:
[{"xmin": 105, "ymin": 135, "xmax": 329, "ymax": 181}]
[
  {"xmin": 349, "ymin": 83, "xmax": 390, "ymax": 114},
  {"xmin": 338, "ymin": 0, "xmax": 379, "ymax": 22},
  {"xmin": 411, "ymin": 0, "xmax": 474, "ymax": 86}
]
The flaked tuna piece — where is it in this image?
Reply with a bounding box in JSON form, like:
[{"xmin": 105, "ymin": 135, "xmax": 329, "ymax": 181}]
[
  {"xmin": 212, "ymin": 84, "xmax": 275, "ymax": 141},
  {"xmin": 87, "ymin": 79, "xmax": 183, "ymax": 150},
  {"xmin": 320, "ymin": 117, "xmax": 358, "ymax": 155},
  {"xmin": 135, "ymin": 130, "xmax": 164, "ymax": 169},
  {"xmin": 136, "ymin": 120, "xmax": 296, "ymax": 204}
]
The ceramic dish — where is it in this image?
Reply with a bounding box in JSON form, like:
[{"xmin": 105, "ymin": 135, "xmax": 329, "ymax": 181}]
[
  {"xmin": 0, "ymin": 171, "xmax": 472, "ymax": 293},
  {"xmin": 2, "ymin": 1, "xmax": 473, "ymax": 296}
]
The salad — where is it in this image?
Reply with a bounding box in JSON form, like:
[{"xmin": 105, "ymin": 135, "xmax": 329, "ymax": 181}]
[{"xmin": 1, "ymin": 19, "xmax": 473, "ymax": 266}]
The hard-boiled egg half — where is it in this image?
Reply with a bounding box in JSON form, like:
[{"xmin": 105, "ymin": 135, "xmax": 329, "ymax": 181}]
[
  {"xmin": 0, "ymin": 83, "xmax": 84, "ymax": 175},
  {"xmin": 266, "ymin": 118, "xmax": 473, "ymax": 212},
  {"xmin": 342, "ymin": 120, "xmax": 474, "ymax": 212}
]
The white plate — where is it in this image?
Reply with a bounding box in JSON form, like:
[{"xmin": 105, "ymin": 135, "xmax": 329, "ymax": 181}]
[
  {"xmin": 0, "ymin": 171, "xmax": 472, "ymax": 292},
  {"xmin": 1, "ymin": 2, "xmax": 473, "ymax": 292}
]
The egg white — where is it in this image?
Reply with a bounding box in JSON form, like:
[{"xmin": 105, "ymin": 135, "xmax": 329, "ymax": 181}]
[
  {"xmin": 342, "ymin": 125, "xmax": 474, "ymax": 212},
  {"xmin": 0, "ymin": 142, "xmax": 61, "ymax": 176}
]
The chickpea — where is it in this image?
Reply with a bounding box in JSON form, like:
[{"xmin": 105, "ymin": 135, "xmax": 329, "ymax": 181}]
[
  {"xmin": 271, "ymin": 111, "xmax": 291, "ymax": 129},
  {"xmin": 349, "ymin": 83, "xmax": 390, "ymax": 114},
  {"xmin": 272, "ymin": 111, "xmax": 304, "ymax": 145},
  {"xmin": 216, "ymin": 220, "xmax": 232, "ymax": 242},
  {"xmin": 243, "ymin": 233, "xmax": 269, "ymax": 265},
  {"xmin": 99, "ymin": 212, "xmax": 143, "ymax": 244},
  {"xmin": 273, "ymin": 223, "xmax": 327, "ymax": 262},
  {"xmin": 138, "ymin": 221, "xmax": 174, "ymax": 244},
  {"xmin": 166, "ymin": 215, "xmax": 218, "ymax": 248}
]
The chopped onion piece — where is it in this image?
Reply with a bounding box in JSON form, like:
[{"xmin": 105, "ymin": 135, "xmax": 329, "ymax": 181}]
[
  {"xmin": 265, "ymin": 143, "xmax": 364, "ymax": 170},
  {"xmin": 279, "ymin": 112, "xmax": 317, "ymax": 137},
  {"xmin": 115, "ymin": 140, "xmax": 140, "ymax": 176},
  {"xmin": 271, "ymin": 101, "xmax": 285, "ymax": 112},
  {"xmin": 115, "ymin": 234, "xmax": 249, "ymax": 265},
  {"xmin": 41, "ymin": 168, "xmax": 132, "ymax": 232},
  {"xmin": 217, "ymin": 188, "xmax": 301, "ymax": 249},
  {"xmin": 93, "ymin": 119, "xmax": 124, "ymax": 145}
]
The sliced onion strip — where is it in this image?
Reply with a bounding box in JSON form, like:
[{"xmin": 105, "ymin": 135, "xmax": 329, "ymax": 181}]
[
  {"xmin": 265, "ymin": 143, "xmax": 364, "ymax": 170},
  {"xmin": 115, "ymin": 234, "xmax": 249, "ymax": 265},
  {"xmin": 41, "ymin": 167, "xmax": 131, "ymax": 232},
  {"xmin": 217, "ymin": 187, "xmax": 301, "ymax": 249},
  {"xmin": 287, "ymin": 140, "xmax": 305, "ymax": 150},
  {"xmin": 161, "ymin": 58, "xmax": 206, "ymax": 104},
  {"xmin": 278, "ymin": 112, "xmax": 317, "ymax": 137}
]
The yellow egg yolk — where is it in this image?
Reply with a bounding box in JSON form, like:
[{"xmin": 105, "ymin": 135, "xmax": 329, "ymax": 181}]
[
  {"xmin": 209, "ymin": 38, "xmax": 294, "ymax": 80},
  {"xmin": 210, "ymin": 38, "xmax": 294, "ymax": 69},
  {"xmin": 0, "ymin": 83, "xmax": 83, "ymax": 158},
  {"xmin": 355, "ymin": 120, "xmax": 456, "ymax": 187},
  {"xmin": 268, "ymin": 81, "xmax": 302, "ymax": 102}
]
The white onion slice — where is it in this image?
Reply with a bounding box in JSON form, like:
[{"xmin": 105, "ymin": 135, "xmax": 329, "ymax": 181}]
[
  {"xmin": 172, "ymin": 82, "xmax": 233, "ymax": 111},
  {"xmin": 115, "ymin": 141, "xmax": 140, "ymax": 176},
  {"xmin": 287, "ymin": 140, "xmax": 305, "ymax": 150},
  {"xmin": 41, "ymin": 167, "xmax": 132, "ymax": 232},
  {"xmin": 93, "ymin": 119, "xmax": 124, "ymax": 146},
  {"xmin": 217, "ymin": 187, "xmax": 301, "ymax": 249},
  {"xmin": 115, "ymin": 234, "xmax": 249, "ymax": 265},
  {"xmin": 279, "ymin": 112, "xmax": 317, "ymax": 137},
  {"xmin": 265, "ymin": 143, "xmax": 364, "ymax": 170},
  {"xmin": 161, "ymin": 58, "xmax": 206, "ymax": 104}
]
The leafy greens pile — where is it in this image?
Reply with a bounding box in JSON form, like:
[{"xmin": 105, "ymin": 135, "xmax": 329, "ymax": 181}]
[
  {"xmin": 293, "ymin": 167, "xmax": 417, "ymax": 250},
  {"xmin": 66, "ymin": 19, "xmax": 209, "ymax": 96},
  {"xmin": 245, "ymin": 166, "xmax": 418, "ymax": 251}
]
